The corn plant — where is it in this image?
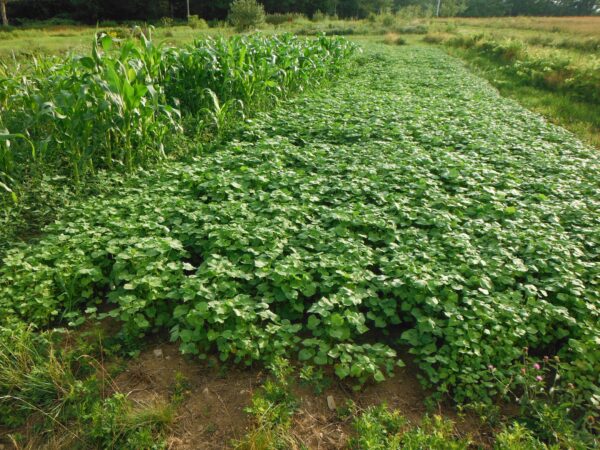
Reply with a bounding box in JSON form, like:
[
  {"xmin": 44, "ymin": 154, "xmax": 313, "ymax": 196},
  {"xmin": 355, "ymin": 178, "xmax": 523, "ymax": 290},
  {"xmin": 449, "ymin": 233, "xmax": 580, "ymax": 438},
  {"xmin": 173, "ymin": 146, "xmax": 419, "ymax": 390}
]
[{"xmin": 0, "ymin": 33, "xmax": 356, "ymax": 249}]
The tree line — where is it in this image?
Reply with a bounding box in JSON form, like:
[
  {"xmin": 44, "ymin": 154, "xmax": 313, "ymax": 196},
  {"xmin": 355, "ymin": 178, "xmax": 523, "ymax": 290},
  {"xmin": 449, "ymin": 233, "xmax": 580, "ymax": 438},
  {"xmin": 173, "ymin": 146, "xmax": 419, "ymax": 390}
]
[{"xmin": 3, "ymin": 0, "xmax": 599, "ymax": 26}]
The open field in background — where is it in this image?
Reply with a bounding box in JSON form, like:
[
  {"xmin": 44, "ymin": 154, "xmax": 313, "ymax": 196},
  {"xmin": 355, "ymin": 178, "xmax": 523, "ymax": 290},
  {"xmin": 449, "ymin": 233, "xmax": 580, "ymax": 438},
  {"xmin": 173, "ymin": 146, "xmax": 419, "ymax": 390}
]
[
  {"xmin": 0, "ymin": 25, "xmax": 223, "ymax": 57},
  {"xmin": 439, "ymin": 16, "xmax": 600, "ymax": 35},
  {"xmin": 423, "ymin": 17, "xmax": 600, "ymax": 149}
]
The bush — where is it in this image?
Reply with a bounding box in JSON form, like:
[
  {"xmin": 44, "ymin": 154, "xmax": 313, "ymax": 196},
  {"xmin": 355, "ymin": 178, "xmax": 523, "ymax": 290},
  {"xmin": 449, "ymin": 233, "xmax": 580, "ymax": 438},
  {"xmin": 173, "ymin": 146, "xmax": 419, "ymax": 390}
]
[
  {"xmin": 312, "ymin": 10, "xmax": 327, "ymax": 22},
  {"xmin": 384, "ymin": 33, "xmax": 406, "ymax": 46},
  {"xmin": 397, "ymin": 5, "xmax": 433, "ymax": 19},
  {"xmin": 98, "ymin": 20, "xmax": 119, "ymax": 27},
  {"xmin": 160, "ymin": 16, "xmax": 174, "ymax": 28},
  {"xmin": 188, "ymin": 15, "xmax": 208, "ymax": 29},
  {"xmin": 228, "ymin": 0, "xmax": 265, "ymax": 31},
  {"xmin": 423, "ymin": 33, "xmax": 445, "ymax": 44},
  {"xmin": 393, "ymin": 24, "xmax": 429, "ymax": 35},
  {"xmin": 265, "ymin": 13, "xmax": 306, "ymax": 26},
  {"xmin": 380, "ymin": 13, "xmax": 397, "ymax": 28}
]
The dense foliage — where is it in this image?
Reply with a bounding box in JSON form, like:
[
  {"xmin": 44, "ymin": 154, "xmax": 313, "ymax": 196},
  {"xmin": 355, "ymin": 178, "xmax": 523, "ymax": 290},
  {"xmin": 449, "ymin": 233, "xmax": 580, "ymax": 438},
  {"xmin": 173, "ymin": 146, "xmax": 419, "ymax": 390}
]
[
  {"xmin": 4, "ymin": 0, "xmax": 599, "ymax": 25},
  {"xmin": 228, "ymin": 0, "xmax": 265, "ymax": 31},
  {"xmin": 0, "ymin": 33, "xmax": 356, "ymax": 250},
  {"xmin": 1, "ymin": 44, "xmax": 598, "ymax": 425}
]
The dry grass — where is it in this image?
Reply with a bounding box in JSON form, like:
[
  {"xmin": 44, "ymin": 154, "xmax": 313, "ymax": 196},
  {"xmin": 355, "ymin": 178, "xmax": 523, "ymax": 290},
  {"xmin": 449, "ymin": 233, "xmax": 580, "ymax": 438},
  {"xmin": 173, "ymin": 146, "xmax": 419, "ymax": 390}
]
[
  {"xmin": 383, "ymin": 32, "xmax": 406, "ymax": 46},
  {"xmin": 440, "ymin": 16, "xmax": 600, "ymax": 36}
]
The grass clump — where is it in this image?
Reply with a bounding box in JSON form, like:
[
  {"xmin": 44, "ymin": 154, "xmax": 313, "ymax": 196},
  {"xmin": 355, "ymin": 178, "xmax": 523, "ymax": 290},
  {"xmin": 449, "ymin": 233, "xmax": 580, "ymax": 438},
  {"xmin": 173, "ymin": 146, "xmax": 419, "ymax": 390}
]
[
  {"xmin": 383, "ymin": 32, "xmax": 406, "ymax": 46},
  {"xmin": 0, "ymin": 325, "xmax": 174, "ymax": 449},
  {"xmin": 187, "ymin": 15, "xmax": 208, "ymax": 30},
  {"xmin": 86, "ymin": 394, "xmax": 174, "ymax": 450},
  {"xmin": 265, "ymin": 13, "xmax": 306, "ymax": 26}
]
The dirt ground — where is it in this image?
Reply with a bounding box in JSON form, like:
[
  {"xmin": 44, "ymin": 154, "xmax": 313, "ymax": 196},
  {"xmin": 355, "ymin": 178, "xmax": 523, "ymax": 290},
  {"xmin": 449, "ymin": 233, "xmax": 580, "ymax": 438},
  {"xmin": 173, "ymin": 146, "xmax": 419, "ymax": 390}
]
[{"xmin": 112, "ymin": 343, "xmax": 491, "ymax": 449}]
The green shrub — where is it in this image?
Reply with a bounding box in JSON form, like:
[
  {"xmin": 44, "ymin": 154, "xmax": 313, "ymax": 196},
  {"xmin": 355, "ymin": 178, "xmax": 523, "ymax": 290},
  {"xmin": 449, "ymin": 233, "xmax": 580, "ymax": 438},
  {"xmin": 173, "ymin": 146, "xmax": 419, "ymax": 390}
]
[
  {"xmin": 397, "ymin": 5, "xmax": 433, "ymax": 19},
  {"xmin": 393, "ymin": 24, "xmax": 429, "ymax": 34},
  {"xmin": 98, "ymin": 20, "xmax": 119, "ymax": 27},
  {"xmin": 423, "ymin": 33, "xmax": 445, "ymax": 44},
  {"xmin": 265, "ymin": 13, "xmax": 305, "ymax": 26},
  {"xmin": 188, "ymin": 14, "xmax": 208, "ymax": 29},
  {"xmin": 380, "ymin": 13, "xmax": 397, "ymax": 28},
  {"xmin": 160, "ymin": 16, "xmax": 174, "ymax": 27},
  {"xmin": 228, "ymin": 0, "xmax": 265, "ymax": 31},
  {"xmin": 312, "ymin": 10, "xmax": 327, "ymax": 22}
]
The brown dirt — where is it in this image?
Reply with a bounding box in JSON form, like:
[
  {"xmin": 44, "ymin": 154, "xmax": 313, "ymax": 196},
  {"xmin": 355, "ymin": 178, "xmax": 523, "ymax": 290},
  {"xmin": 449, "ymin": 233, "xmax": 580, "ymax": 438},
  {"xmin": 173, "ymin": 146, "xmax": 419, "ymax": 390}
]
[
  {"xmin": 112, "ymin": 343, "xmax": 492, "ymax": 449},
  {"xmin": 113, "ymin": 343, "xmax": 260, "ymax": 449}
]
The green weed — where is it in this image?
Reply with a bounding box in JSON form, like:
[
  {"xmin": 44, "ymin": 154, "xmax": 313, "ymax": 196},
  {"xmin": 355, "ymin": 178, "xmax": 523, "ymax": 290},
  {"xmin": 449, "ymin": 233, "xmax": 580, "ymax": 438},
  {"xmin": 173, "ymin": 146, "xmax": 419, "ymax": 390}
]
[
  {"xmin": 235, "ymin": 358, "xmax": 299, "ymax": 450},
  {"xmin": 349, "ymin": 404, "xmax": 470, "ymax": 450}
]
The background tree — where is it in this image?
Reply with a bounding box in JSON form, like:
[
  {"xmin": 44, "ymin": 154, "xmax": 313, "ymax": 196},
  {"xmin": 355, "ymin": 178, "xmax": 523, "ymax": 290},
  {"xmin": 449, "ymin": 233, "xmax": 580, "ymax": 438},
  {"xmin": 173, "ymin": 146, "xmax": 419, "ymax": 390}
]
[
  {"xmin": 556, "ymin": 0, "xmax": 599, "ymax": 15},
  {"xmin": 228, "ymin": 0, "xmax": 265, "ymax": 30},
  {"xmin": 463, "ymin": 0, "xmax": 510, "ymax": 16},
  {"xmin": 437, "ymin": 0, "xmax": 467, "ymax": 16},
  {"xmin": 1, "ymin": 0, "xmax": 10, "ymax": 26},
  {"xmin": 1, "ymin": 0, "xmax": 598, "ymax": 25}
]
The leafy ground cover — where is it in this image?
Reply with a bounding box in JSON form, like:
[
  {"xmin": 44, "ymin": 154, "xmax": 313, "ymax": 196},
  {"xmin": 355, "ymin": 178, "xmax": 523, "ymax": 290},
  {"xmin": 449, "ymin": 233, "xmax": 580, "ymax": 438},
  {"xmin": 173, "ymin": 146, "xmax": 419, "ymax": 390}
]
[{"xmin": 1, "ymin": 42, "xmax": 599, "ymax": 447}]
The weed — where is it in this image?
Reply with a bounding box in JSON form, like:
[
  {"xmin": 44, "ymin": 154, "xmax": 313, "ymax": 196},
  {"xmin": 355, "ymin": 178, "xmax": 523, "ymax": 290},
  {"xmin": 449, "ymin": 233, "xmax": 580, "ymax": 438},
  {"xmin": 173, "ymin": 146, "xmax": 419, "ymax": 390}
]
[
  {"xmin": 349, "ymin": 404, "xmax": 470, "ymax": 449},
  {"xmin": 235, "ymin": 358, "xmax": 299, "ymax": 449},
  {"xmin": 298, "ymin": 365, "xmax": 331, "ymax": 395},
  {"xmin": 169, "ymin": 371, "xmax": 191, "ymax": 405}
]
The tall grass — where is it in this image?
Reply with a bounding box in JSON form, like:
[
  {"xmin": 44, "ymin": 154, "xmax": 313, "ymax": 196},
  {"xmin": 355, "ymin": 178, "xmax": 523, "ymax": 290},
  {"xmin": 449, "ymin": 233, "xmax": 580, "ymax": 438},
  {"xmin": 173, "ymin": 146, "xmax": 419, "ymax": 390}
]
[
  {"xmin": 444, "ymin": 34, "xmax": 600, "ymax": 105},
  {"xmin": 0, "ymin": 325, "xmax": 175, "ymax": 448}
]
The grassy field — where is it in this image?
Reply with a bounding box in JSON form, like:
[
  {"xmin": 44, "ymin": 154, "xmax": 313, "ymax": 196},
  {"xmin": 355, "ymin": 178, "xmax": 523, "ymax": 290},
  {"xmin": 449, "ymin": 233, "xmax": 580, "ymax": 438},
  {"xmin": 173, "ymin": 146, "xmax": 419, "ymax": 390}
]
[
  {"xmin": 0, "ymin": 24, "xmax": 219, "ymax": 57},
  {"xmin": 0, "ymin": 17, "xmax": 599, "ymax": 450},
  {"xmin": 437, "ymin": 16, "xmax": 600, "ymax": 36},
  {"xmin": 423, "ymin": 16, "xmax": 600, "ymax": 148}
]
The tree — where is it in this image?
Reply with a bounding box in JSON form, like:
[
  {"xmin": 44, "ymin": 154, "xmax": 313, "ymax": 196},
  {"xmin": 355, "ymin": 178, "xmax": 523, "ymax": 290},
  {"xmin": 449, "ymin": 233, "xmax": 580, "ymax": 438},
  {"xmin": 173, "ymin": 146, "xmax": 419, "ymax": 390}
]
[
  {"xmin": 229, "ymin": 0, "xmax": 265, "ymax": 31},
  {"xmin": 463, "ymin": 0, "xmax": 510, "ymax": 16},
  {"xmin": 437, "ymin": 0, "xmax": 467, "ymax": 16},
  {"xmin": 556, "ymin": 0, "xmax": 599, "ymax": 15},
  {"xmin": 1, "ymin": 0, "xmax": 10, "ymax": 26}
]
